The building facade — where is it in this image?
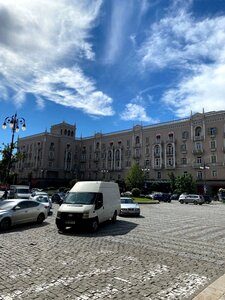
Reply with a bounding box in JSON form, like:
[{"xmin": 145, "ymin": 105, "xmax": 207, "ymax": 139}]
[{"xmin": 15, "ymin": 111, "xmax": 225, "ymax": 194}]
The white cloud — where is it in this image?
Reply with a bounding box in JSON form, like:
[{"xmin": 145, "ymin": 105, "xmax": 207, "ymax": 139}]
[
  {"xmin": 0, "ymin": 0, "xmax": 115, "ymax": 116},
  {"xmin": 138, "ymin": 3, "xmax": 225, "ymax": 116},
  {"xmin": 120, "ymin": 103, "xmax": 156, "ymax": 123},
  {"xmin": 163, "ymin": 63, "xmax": 225, "ymax": 117}
]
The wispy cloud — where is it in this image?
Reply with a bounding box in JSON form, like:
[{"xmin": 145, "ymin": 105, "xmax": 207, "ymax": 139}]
[
  {"xmin": 138, "ymin": 1, "xmax": 225, "ymax": 116},
  {"xmin": 0, "ymin": 0, "xmax": 114, "ymax": 116}
]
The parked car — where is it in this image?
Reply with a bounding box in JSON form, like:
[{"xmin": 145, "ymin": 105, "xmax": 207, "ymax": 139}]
[
  {"xmin": 179, "ymin": 194, "xmax": 204, "ymax": 205},
  {"xmin": 119, "ymin": 197, "xmax": 140, "ymax": 217},
  {"xmin": 51, "ymin": 192, "xmax": 66, "ymax": 204},
  {"xmin": 170, "ymin": 193, "xmax": 180, "ymax": 200},
  {"xmin": 0, "ymin": 199, "xmax": 48, "ymax": 230},
  {"xmin": 31, "ymin": 194, "xmax": 52, "ymax": 215},
  {"xmin": 152, "ymin": 192, "xmax": 171, "ymax": 202},
  {"xmin": 8, "ymin": 185, "xmax": 31, "ymax": 199},
  {"xmin": 202, "ymin": 195, "xmax": 212, "ymax": 204}
]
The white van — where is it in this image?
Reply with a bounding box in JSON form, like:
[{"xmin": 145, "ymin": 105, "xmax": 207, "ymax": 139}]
[
  {"xmin": 56, "ymin": 181, "xmax": 121, "ymax": 232},
  {"xmin": 9, "ymin": 185, "xmax": 31, "ymax": 199}
]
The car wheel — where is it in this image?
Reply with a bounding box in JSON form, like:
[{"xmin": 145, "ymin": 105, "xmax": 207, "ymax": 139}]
[
  {"xmin": 90, "ymin": 218, "xmax": 99, "ymax": 232},
  {"xmin": 37, "ymin": 213, "xmax": 45, "ymax": 224},
  {"xmin": 0, "ymin": 218, "xmax": 11, "ymax": 230},
  {"xmin": 180, "ymin": 200, "xmax": 184, "ymax": 204},
  {"xmin": 111, "ymin": 211, "xmax": 117, "ymax": 223},
  {"xmin": 57, "ymin": 223, "xmax": 65, "ymax": 232}
]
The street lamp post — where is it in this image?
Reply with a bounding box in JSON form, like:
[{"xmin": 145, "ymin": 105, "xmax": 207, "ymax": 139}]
[
  {"xmin": 200, "ymin": 163, "xmax": 209, "ymax": 195},
  {"xmin": 2, "ymin": 113, "xmax": 26, "ymax": 182}
]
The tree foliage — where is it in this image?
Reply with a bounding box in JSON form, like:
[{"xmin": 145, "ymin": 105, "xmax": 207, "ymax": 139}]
[
  {"xmin": 174, "ymin": 174, "xmax": 196, "ymax": 194},
  {"xmin": 125, "ymin": 164, "xmax": 144, "ymax": 190},
  {"xmin": 168, "ymin": 172, "xmax": 176, "ymax": 192},
  {"xmin": 0, "ymin": 143, "xmax": 24, "ymax": 183}
]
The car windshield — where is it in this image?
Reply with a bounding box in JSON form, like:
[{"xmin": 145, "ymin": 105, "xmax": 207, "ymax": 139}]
[
  {"xmin": 64, "ymin": 192, "xmax": 98, "ymax": 205},
  {"xmin": 121, "ymin": 198, "xmax": 134, "ymax": 204},
  {"xmin": 36, "ymin": 197, "xmax": 48, "ymax": 203},
  {"xmin": 0, "ymin": 201, "xmax": 16, "ymax": 210},
  {"xmin": 17, "ymin": 189, "xmax": 30, "ymax": 194}
]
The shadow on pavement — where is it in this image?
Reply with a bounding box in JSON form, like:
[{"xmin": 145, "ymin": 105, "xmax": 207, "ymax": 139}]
[{"xmin": 58, "ymin": 219, "xmax": 138, "ymax": 237}]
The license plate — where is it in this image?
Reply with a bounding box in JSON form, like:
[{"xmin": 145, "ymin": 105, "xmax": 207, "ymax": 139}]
[{"xmin": 65, "ymin": 220, "xmax": 76, "ymax": 225}]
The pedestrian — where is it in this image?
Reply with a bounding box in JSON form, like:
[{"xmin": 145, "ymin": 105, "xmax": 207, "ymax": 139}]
[{"xmin": 2, "ymin": 189, "xmax": 8, "ymax": 199}]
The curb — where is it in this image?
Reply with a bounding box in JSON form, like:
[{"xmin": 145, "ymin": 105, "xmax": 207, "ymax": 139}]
[
  {"xmin": 137, "ymin": 201, "xmax": 159, "ymax": 204},
  {"xmin": 193, "ymin": 274, "xmax": 225, "ymax": 300}
]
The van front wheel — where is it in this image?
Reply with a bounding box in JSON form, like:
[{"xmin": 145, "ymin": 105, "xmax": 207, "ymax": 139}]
[{"xmin": 90, "ymin": 218, "xmax": 99, "ymax": 232}]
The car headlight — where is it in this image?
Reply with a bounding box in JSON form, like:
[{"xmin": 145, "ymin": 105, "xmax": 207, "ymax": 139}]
[{"xmin": 82, "ymin": 212, "xmax": 89, "ymax": 219}]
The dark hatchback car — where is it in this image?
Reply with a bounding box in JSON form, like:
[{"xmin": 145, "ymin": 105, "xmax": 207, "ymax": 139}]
[
  {"xmin": 203, "ymin": 195, "xmax": 211, "ymax": 204},
  {"xmin": 152, "ymin": 193, "xmax": 171, "ymax": 202}
]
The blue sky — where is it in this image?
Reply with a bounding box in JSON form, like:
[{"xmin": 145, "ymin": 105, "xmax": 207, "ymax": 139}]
[{"xmin": 1, "ymin": 0, "xmax": 225, "ymax": 145}]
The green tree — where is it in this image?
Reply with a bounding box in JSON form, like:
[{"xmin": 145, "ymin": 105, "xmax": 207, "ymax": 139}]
[
  {"xmin": 125, "ymin": 164, "xmax": 144, "ymax": 190},
  {"xmin": 175, "ymin": 174, "xmax": 196, "ymax": 194},
  {"xmin": 0, "ymin": 143, "xmax": 24, "ymax": 183},
  {"xmin": 168, "ymin": 172, "xmax": 176, "ymax": 192}
]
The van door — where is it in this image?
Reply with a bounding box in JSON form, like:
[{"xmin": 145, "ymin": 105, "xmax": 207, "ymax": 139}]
[{"xmin": 94, "ymin": 193, "xmax": 105, "ymax": 223}]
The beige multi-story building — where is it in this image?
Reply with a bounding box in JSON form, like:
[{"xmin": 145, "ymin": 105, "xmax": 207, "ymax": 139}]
[{"xmin": 15, "ymin": 110, "xmax": 225, "ymax": 194}]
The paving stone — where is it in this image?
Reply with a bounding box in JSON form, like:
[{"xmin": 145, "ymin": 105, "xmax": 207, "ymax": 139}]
[{"xmin": 0, "ymin": 202, "xmax": 225, "ymax": 299}]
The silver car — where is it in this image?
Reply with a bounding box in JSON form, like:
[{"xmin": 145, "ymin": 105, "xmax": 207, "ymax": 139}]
[
  {"xmin": 31, "ymin": 193, "xmax": 52, "ymax": 215},
  {"xmin": 0, "ymin": 199, "xmax": 48, "ymax": 230},
  {"xmin": 119, "ymin": 197, "xmax": 140, "ymax": 217}
]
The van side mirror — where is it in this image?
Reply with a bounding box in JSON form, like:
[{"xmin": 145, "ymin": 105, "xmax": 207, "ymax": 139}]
[
  {"xmin": 95, "ymin": 199, "xmax": 103, "ymax": 210},
  {"xmin": 95, "ymin": 194, "xmax": 103, "ymax": 210}
]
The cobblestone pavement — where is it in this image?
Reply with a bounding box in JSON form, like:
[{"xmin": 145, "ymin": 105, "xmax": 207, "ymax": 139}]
[{"xmin": 1, "ymin": 201, "xmax": 225, "ymax": 300}]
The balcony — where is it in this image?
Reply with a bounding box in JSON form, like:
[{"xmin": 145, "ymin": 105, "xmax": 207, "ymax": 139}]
[
  {"xmin": 192, "ymin": 149, "xmax": 204, "ymax": 155},
  {"xmin": 193, "ymin": 135, "xmax": 204, "ymax": 141},
  {"xmin": 192, "ymin": 163, "xmax": 202, "ymax": 169}
]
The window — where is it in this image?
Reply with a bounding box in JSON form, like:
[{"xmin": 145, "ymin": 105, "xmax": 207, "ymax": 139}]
[
  {"xmin": 168, "ymin": 133, "xmax": 174, "ymax": 141},
  {"xmin": 135, "ymin": 136, "xmax": 140, "ymax": 144},
  {"xmin": 167, "ymin": 158, "xmax": 174, "ymax": 166},
  {"xmin": 211, "ymin": 155, "xmax": 217, "ymax": 164},
  {"xmin": 212, "ymin": 170, "xmax": 217, "ymax": 177},
  {"xmin": 181, "ymin": 157, "xmax": 187, "ymax": 165},
  {"xmin": 156, "ymin": 134, "xmax": 161, "ymax": 141},
  {"xmin": 145, "ymin": 159, "xmax": 150, "ymax": 166},
  {"xmin": 157, "ymin": 172, "xmax": 161, "ymax": 179},
  {"xmin": 115, "ymin": 149, "xmax": 120, "ymax": 160},
  {"xmin": 154, "ymin": 145, "xmax": 160, "ymax": 155},
  {"xmin": 197, "ymin": 171, "xmax": 203, "ymax": 180},
  {"xmin": 155, "ymin": 158, "xmax": 160, "ymax": 167},
  {"xmin": 210, "ymin": 140, "xmax": 216, "ymax": 149},
  {"xmin": 195, "ymin": 142, "xmax": 202, "ymax": 150},
  {"xmin": 195, "ymin": 126, "xmax": 202, "ymax": 137},
  {"xmin": 208, "ymin": 127, "xmax": 217, "ymax": 136},
  {"xmin": 181, "ymin": 144, "xmax": 187, "ymax": 151},
  {"xmin": 166, "ymin": 144, "xmax": 173, "ymax": 155},
  {"xmin": 182, "ymin": 131, "xmax": 189, "ymax": 139},
  {"xmin": 197, "ymin": 157, "xmax": 202, "ymax": 164}
]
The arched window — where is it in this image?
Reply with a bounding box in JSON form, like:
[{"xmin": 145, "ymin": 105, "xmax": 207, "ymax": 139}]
[
  {"xmin": 154, "ymin": 145, "xmax": 160, "ymax": 155},
  {"xmin": 195, "ymin": 126, "xmax": 202, "ymax": 137},
  {"xmin": 166, "ymin": 144, "xmax": 173, "ymax": 155},
  {"xmin": 115, "ymin": 149, "xmax": 120, "ymax": 160}
]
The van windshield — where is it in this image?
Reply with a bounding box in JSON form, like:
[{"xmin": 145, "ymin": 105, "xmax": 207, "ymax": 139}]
[
  {"xmin": 64, "ymin": 192, "xmax": 98, "ymax": 205},
  {"xmin": 17, "ymin": 189, "xmax": 30, "ymax": 194}
]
